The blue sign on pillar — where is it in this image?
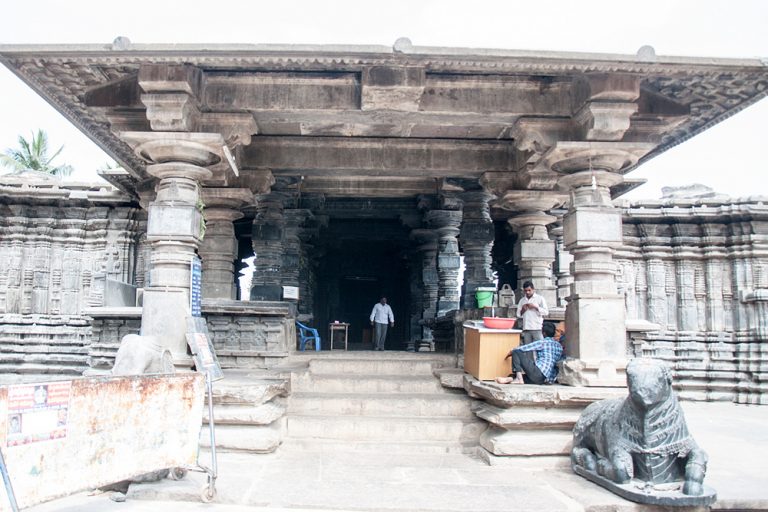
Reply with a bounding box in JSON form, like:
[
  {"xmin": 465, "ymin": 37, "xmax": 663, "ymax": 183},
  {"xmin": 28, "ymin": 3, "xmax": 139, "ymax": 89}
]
[{"xmin": 190, "ymin": 256, "xmax": 202, "ymax": 317}]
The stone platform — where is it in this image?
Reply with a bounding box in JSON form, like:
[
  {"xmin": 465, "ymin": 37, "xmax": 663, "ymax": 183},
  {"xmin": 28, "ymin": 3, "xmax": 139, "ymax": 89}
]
[{"xmin": 26, "ymin": 400, "xmax": 768, "ymax": 512}]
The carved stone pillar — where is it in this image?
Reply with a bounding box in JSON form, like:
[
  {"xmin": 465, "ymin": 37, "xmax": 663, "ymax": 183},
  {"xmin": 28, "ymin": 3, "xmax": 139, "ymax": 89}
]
[
  {"xmin": 459, "ymin": 191, "xmax": 495, "ymax": 308},
  {"xmin": 559, "ymin": 169, "xmax": 627, "ymax": 386},
  {"xmin": 199, "ymin": 188, "xmax": 253, "ymax": 300},
  {"xmin": 297, "ymin": 221, "xmax": 320, "ymax": 319},
  {"xmin": 426, "ymin": 207, "xmax": 463, "ymax": 317},
  {"xmin": 123, "ymin": 132, "xmax": 224, "ymax": 366},
  {"xmin": 507, "ymin": 212, "xmax": 557, "ymax": 307},
  {"xmin": 251, "ymin": 192, "xmax": 286, "ymax": 298},
  {"xmin": 283, "ymin": 209, "xmax": 313, "ymax": 306},
  {"xmin": 411, "ymin": 229, "xmax": 438, "ymax": 351},
  {"xmin": 550, "ymin": 224, "xmax": 574, "ymax": 308}
]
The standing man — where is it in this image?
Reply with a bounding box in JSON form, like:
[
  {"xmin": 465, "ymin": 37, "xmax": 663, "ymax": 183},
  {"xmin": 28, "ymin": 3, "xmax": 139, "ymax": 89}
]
[
  {"xmin": 516, "ymin": 280, "xmax": 548, "ymax": 344},
  {"xmin": 370, "ymin": 296, "xmax": 394, "ymax": 351}
]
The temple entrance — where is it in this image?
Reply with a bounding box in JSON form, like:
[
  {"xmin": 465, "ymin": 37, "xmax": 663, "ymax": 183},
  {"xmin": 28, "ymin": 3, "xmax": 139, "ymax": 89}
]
[{"xmin": 315, "ymin": 219, "xmax": 410, "ymax": 351}]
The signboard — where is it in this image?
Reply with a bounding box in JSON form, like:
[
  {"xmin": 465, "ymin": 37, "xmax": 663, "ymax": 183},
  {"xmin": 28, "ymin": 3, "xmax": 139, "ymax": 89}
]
[
  {"xmin": 190, "ymin": 256, "xmax": 202, "ymax": 317},
  {"xmin": 186, "ymin": 317, "xmax": 223, "ymax": 382},
  {"xmin": 6, "ymin": 382, "xmax": 71, "ymax": 447},
  {"xmin": 0, "ymin": 374, "xmax": 205, "ymax": 511},
  {"xmin": 282, "ymin": 286, "xmax": 299, "ymax": 300}
]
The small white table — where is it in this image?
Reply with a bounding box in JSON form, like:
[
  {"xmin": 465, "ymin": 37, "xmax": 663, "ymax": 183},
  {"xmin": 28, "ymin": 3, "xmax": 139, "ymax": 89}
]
[{"xmin": 328, "ymin": 322, "xmax": 349, "ymax": 351}]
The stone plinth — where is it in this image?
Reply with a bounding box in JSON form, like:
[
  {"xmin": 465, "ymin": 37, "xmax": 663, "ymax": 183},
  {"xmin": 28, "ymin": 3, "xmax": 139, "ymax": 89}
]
[
  {"xmin": 463, "ymin": 375, "xmax": 625, "ymax": 464},
  {"xmin": 202, "ymin": 299, "xmax": 292, "ymax": 368},
  {"xmin": 200, "ymin": 374, "xmax": 289, "ymax": 453}
]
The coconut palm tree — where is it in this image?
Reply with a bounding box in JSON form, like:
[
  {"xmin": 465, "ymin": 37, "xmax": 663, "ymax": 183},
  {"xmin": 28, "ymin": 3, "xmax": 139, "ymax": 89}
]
[{"xmin": 0, "ymin": 130, "xmax": 74, "ymax": 177}]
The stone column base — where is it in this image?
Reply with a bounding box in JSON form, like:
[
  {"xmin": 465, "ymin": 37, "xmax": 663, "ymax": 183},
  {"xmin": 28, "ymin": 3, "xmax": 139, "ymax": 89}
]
[{"xmin": 557, "ymin": 358, "xmax": 627, "ymax": 387}]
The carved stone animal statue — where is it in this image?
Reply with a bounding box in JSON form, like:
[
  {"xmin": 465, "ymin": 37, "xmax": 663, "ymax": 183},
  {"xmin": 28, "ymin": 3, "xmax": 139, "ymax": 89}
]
[
  {"xmin": 571, "ymin": 358, "xmax": 708, "ymax": 496},
  {"xmin": 112, "ymin": 334, "xmax": 174, "ymax": 376}
]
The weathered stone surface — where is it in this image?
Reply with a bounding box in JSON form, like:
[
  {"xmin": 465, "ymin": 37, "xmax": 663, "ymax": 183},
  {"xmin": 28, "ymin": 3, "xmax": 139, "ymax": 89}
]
[
  {"xmin": 480, "ymin": 426, "xmax": 572, "ymax": 456},
  {"xmin": 434, "ymin": 367, "xmax": 465, "ymax": 389},
  {"xmin": 463, "ymin": 375, "xmax": 624, "ymax": 408},
  {"xmin": 471, "ymin": 402, "xmax": 581, "ymax": 429},
  {"xmin": 200, "ymin": 418, "xmax": 284, "ymax": 453},
  {"xmin": 204, "ymin": 397, "xmax": 286, "ymax": 425},
  {"xmin": 212, "ymin": 378, "xmax": 289, "ymax": 406}
]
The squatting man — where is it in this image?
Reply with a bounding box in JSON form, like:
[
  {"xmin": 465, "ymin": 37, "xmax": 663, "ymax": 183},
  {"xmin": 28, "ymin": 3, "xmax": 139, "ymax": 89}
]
[
  {"xmin": 369, "ymin": 296, "xmax": 394, "ymax": 351},
  {"xmin": 496, "ymin": 322, "xmax": 563, "ymax": 385}
]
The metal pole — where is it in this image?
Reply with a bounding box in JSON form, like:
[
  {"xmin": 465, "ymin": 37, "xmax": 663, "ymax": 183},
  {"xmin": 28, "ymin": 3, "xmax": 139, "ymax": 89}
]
[
  {"xmin": 0, "ymin": 447, "xmax": 19, "ymax": 512},
  {"xmin": 207, "ymin": 373, "xmax": 217, "ymax": 485}
]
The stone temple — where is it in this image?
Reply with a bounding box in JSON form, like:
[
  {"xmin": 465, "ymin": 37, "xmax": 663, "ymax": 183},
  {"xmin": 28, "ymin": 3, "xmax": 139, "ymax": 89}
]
[{"xmin": 0, "ymin": 41, "xmax": 767, "ymax": 462}]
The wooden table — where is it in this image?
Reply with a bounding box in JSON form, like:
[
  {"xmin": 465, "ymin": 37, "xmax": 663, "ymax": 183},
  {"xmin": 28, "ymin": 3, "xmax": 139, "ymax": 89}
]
[
  {"xmin": 328, "ymin": 322, "xmax": 349, "ymax": 351},
  {"xmin": 463, "ymin": 323, "xmax": 521, "ymax": 380}
]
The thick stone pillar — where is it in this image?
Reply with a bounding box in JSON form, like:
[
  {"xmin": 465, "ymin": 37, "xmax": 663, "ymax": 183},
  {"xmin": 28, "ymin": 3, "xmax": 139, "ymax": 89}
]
[
  {"xmin": 251, "ymin": 192, "xmax": 286, "ymax": 298},
  {"xmin": 199, "ymin": 188, "xmax": 253, "ymax": 300},
  {"xmin": 124, "ymin": 133, "xmax": 224, "ymax": 366},
  {"xmin": 507, "ymin": 212, "xmax": 557, "ymax": 307},
  {"xmin": 407, "ymin": 247, "xmax": 422, "ymax": 352},
  {"xmin": 550, "ymin": 225, "xmax": 574, "ymax": 308},
  {"xmin": 283, "ymin": 209, "xmax": 312, "ymax": 306},
  {"xmin": 297, "ymin": 221, "xmax": 320, "ymax": 320},
  {"xmin": 459, "ymin": 192, "xmax": 495, "ymax": 308},
  {"xmin": 426, "ymin": 208, "xmax": 463, "ymax": 317},
  {"xmin": 559, "ymin": 170, "xmax": 627, "ymax": 386},
  {"xmin": 410, "ymin": 229, "xmax": 438, "ymax": 351}
]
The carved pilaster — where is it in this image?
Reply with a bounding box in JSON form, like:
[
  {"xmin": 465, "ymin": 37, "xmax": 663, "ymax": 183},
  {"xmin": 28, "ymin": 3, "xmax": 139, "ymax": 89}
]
[{"xmin": 459, "ymin": 191, "xmax": 495, "ymax": 308}]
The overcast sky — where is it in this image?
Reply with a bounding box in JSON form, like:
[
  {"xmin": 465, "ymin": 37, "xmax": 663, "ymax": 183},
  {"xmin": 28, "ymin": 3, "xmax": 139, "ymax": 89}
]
[{"xmin": 0, "ymin": 0, "xmax": 766, "ymax": 199}]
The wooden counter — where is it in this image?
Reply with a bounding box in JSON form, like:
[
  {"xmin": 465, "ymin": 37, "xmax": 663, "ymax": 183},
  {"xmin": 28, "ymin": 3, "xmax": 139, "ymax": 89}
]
[{"xmin": 463, "ymin": 324, "xmax": 521, "ymax": 381}]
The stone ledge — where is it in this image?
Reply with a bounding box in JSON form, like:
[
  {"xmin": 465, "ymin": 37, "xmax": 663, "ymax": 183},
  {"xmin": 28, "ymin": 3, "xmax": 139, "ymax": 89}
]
[
  {"xmin": 434, "ymin": 367, "xmax": 465, "ymax": 389},
  {"xmin": 212, "ymin": 377, "xmax": 289, "ymax": 405},
  {"xmin": 472, "ymin": 402, "xmax": 581, "ymax": 429},
  {"xmin": 463, "ymin": 375, "xmax": 625, "ymax": 408},
  {"xmin": 202, "ymin": 299, "xmax": 291, "ymax": 316}
]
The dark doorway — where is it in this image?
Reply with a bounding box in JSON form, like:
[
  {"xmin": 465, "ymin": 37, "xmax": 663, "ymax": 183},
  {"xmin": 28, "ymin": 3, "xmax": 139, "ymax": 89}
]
[{"xmin": 315, "ymin": 219, "xmax": 410, "ymax": 351}]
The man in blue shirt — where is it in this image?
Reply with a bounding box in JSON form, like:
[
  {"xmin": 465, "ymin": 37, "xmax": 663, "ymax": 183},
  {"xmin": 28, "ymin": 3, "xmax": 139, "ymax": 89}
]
[{"xmin": 496, "ymin": 322, "xmax": 563, "ymax": 384}]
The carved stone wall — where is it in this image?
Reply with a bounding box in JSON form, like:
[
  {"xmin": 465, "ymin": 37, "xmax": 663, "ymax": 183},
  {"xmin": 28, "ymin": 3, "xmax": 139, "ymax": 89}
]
[
  {"xmin": 0, "ymin": 179, "xmax": 143, "ymax": 376},
  {"xmin": 617, "ymin": 196, "xmax": 768, "ymax": 404}
]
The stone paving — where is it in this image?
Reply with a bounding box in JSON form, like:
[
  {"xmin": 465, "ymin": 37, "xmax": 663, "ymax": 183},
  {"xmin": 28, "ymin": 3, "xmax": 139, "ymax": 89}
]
[{"xmin": 25, "ymin": 401, "xmax": 768, "ymax": 512}]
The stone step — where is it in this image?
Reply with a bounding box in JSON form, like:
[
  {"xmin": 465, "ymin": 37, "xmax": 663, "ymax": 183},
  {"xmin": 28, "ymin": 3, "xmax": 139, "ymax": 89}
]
[
  {"xmin": 289, "ymin": 392, "xmax": 475, "ymax": 418},
  {"xmin": 307, "ymin": 357, "xmax": 449, "ymax": 376},
  {"xmin": 292, "ymin": 373, "xmax": 445, "ymax": 394},
  {"xmin": 280, "ymin": 438, "xmax": 479, "ymax": 455},
  {"xmin": 286, "ymin": 414, "xmax": 487, "ymax": 443}
]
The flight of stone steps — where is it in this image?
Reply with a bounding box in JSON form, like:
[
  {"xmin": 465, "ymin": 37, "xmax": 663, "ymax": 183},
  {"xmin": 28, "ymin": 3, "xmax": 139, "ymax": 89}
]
[{"xmin": 284, "ymin": 353, "xmax": 487, "ymax": 454}]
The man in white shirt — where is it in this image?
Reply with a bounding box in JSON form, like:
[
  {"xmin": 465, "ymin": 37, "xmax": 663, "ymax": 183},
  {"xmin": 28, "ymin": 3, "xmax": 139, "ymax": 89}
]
[
  {"xmin": 369, "ymin": 296, "xmax": 394, "ymax": 351},
  {"xmin": 516, "ymin": 280, "xmax": 548, "ymax": 345}
]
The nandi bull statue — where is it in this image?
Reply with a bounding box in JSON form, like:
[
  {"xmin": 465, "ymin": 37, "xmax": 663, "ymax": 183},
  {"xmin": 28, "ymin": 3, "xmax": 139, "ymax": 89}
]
[{"xmin": 571, "ymin": 358, "xmax": 716, "ymax": 506}]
